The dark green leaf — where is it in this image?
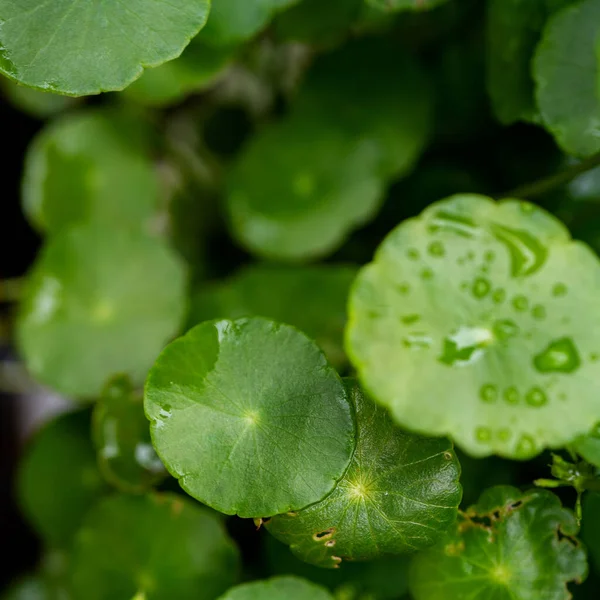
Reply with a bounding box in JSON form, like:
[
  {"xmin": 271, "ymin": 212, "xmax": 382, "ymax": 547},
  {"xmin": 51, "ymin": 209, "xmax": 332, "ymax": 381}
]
[
  {"xmin": 144, "ymin": 317, "xmax": 354, "ymax": 517},
  {"xmin": 217, "ymin": 576, "xmax": 333, "ymax": 600},
  {"xmin": 346, "ymin": 194, "xmax": 600, "ymax": 459},
  {"xmin": 17, "ymin": 410, "xmax": 107, "ymax": 547},
  {"xmin": 266, "ymin": 380, "xmax": 461, "ymax": 567},
  {"xmin": 365, "ymin": 0, "xmax": 448, "ymax": 11},
  {"xmin": 0, "ymin": 0, "xmax": 210, "ymax": 96},
  {"xmin": 581, "ymin": 492, "xmax": 600, "ymax": 573},
  {"xmin": 17, "ymin": 223, "xmax": 187, "ymax": 398},
  {"xmin": 70, "ymin": 493, "xmax": 239, "ymax": 600},
  {"xmin": 22, "ymin": 109, "xmax": 160, "ymax": 233},
  {"xmin": 409, "ymin": 486, "xmax": 587, "ymax": 600},
  {"xmin": 187, "ymin": 264, "xmax": 358, "ymax": 369},
  {"xmin": 534, "ymin": 0, "xmax": 600, "ymax": 156},
  {"xmin": 93, "ymin": 374, "xmax": 166, "ymax": 493}
]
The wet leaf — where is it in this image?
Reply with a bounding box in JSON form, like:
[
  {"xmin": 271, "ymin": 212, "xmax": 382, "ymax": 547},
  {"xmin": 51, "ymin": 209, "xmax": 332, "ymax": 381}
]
[
  {"xmin": 93, "ymin": 374, "xmax": 166, "ymax": 493},
  {"xmin": 187, "ymin": 264, "xmax": 358, "ymax": 369},
  {"xmin": 409, "ymin": 486, "xmax": 587, "ymax": 600},
  {"xmin": 17, "ymin": 410, "xmax": 107, "ymax": 547},
  {"xmin": 144, "ymin": 317, "xmax": 354, "ymax": 518},
  {"xmin": 346, "ymin": 194, "xmax": 600, "ymax": 459},
  {"xmin": 70, "ymin": 493, "xmax": 239, "ymax": 600},
  {"xmin": 533, "ymin": 0, "xmax": 600, "ymax": 156},
  {"xmin": 217, "ymin": 576, "xmax": 333, "ymax": 600},
  {"xmin": 0, "ymin": 0, "xmax": 210, "ymax": 96},
  {"xmin": 17, "ymin": 223, "xmax": 187, "ymax": 398},
  {"xmin": 22, "ymin": 109, "xmax": 160, "ymax": 233},
  {"xmin": 266, "ymin": 380, "xmax": 461, "ymax": 567}
]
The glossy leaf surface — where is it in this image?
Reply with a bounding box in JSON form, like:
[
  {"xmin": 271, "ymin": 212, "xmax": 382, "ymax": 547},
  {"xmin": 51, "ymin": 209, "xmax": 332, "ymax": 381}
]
[
  {"xmin": 187, "ymin": 264, "xmax": 357, "ymax": 369},
  {"xmin": 70, "ymin": 493, "xmax": 239, "ymax": 600},
  {"xmin": 347, "ymin": 194, "xmax": 600, "ymax": 458},
  {"xmin": 266, "ymin": 380, "xmax": 461, "ymax": 567},
  {"xmin": 93, "ymin": 374, "xmax": 166, "ymax": 493},
  {"xmin": 217, "ymin": 576, "xmax": 333, "ymax": 600},
  {"xmin": 409, "ymin": 486, "xmax": 587, "ymax": 600},
  {"xmin": 145, "ymin": 317, "xmax": 354, "ymax": 517},
  {"xmin": 17, "ymin": 224, "xmax": 187, "ymax": 398},
  {"xmin": 0, "ymin": 0, "xmax": 210, "ymax": 96}
]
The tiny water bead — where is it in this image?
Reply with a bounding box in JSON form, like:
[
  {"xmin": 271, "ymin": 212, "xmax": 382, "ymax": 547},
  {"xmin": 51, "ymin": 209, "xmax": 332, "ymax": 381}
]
[
  {"xmin": 552, "ymin": 283, "xmax": 568, "ymax": 297},
  {"xmin": 476, "ymin": 427, "xmax": 492, "ymax": 443},
  {"xmin": 493, "ymin": 319, "xmax": 519, "ymax": 341},
  {"xmin": 531, "ymin": 304, "xmax": 546, "ymax": 320},
  {"xmin": 503, "ymin": 387, "xmax": 519, "ymax": 404},
  {"xmin": 533, "ymin": 337, "xmax": 581, "ymax": 374},
  {"xmin": 479, "ymin": 384, "xmax": 498, "ymax": 403},
  {"xmin": 401, "ymin": 314, "xmax": 421, "ymax": 325},
  {"xmin": 421, "ymin": 268, "xmax": 434, "ymax": 280},
  {"xmin": 397, "ymin": 283, "xmax": 411, "ymax": 295},
  {"xmin": 515, "ymin": 434, "xmax": 537, "ymax": 457},
  {"xmin": 428, "ymin": 241, "xmax": 445, "ymax": 257},
  {"xmin": 403, "ymin": 333, "xmax": 433, "ymax": 349},
  {"xmin": 489, "ymin": 223, "xmax": 548, "ymax": 278},
  {"xmin": 525, "ymin": 387, "xmax": 548, "ymax": 407},
  {"xmin": 511, "ymin": 295, "xmax": 529, "ymax": 312},
  {"xmin": 492, "ymin": 288, "xmax": 506, "ymax": 304},
  {"xmin": 407, "ymin": 248, "xmax": 420, "ymax": 260},
  {"xmin": 471, "ymin": 277, "xmax": 491, "ymax": 299}
]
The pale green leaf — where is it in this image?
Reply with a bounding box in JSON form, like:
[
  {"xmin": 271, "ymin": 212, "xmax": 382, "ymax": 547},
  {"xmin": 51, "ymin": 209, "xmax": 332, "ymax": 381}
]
[
  {"xmin": 144, "ymin": 317, "xmax": 354, "ymax": 518},
  {"xmin": 217, "ymin": 576, "xmax": 333, "ymax": 600},
  {"xmin": 346, "ymin": 194, "xmax": 600, "ymax": 459}
]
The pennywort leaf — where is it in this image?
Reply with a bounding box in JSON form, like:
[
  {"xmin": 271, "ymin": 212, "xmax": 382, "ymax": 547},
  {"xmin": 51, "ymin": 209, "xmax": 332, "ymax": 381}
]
[
  {"xmin": 409, "ymin": 486, "xmax": 587, "ymax": 600},
  {"xmin": 217, "ymin": 576, "xmax": 333, "ymax": 600},
  {"xmin": 144, "ymin": 317, "xmax": 355, "ymax": 518},
  {"xmin": 346, "ymin": 194, "xmax": 600, "ymax": 459},
  {"xmin": 365, "ymin": 0, "xmax": 448, "ymax": 11},
  {"xmin": 266, "ymin": 380, "xmax": 461, "ymax": 568}
]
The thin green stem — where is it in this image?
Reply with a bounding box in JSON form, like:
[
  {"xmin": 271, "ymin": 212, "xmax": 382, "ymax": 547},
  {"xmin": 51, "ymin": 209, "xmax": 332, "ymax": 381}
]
[{"xmin": 501, "ymin": 151, "xmax": 600, "ymax": 199}]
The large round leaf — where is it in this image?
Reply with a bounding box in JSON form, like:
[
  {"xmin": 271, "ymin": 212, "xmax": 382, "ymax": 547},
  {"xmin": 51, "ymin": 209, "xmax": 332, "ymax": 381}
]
[
  {"xmin": 0, "ymin": 0, "xmax": 210, "ymax": 96},
  {"xmin": 70, "ymin": 493, "xmax": 239, "ymax": 600},
  {"xmin": 17, "ymin": 224, "xmax": 187, "ymax": 398},
  {"xmin": 93, "ymin": 374, "xmax": 166, "ymax": 493},
  {"xmin": 22, "ymin": 109, "xmax": 160, "ymax": 234},
  {"xmin": 266, "ymin": 380, "xmax": 461, "ymax": 567},
  {"xmin": 187, "ymin": 264, "xmax": 358, "ymax": 369},
  {"xmin": 217, "ymin": 576, "xmax": 333, "ymax": 600},
  {"xmin": 144, "ymin": 317, "xmax": 354, "ymax": 517},
  {"xmin": 18, "ymin": 410, "xmax": 107, "ymax": 547},
  {"xmin": 533, "ymin": 0, "xmax": 600, "ymax": 156},
  {"xmin": 346, "ymin": 194, "xmax": 600, "ymax": 459},
  {"xmin": 409, "ymin": 486, "xmax": 587, "ymax": 600}
]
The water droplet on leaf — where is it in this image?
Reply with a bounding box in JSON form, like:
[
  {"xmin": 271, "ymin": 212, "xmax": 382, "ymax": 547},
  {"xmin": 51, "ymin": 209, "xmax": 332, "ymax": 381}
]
[
  {"xmin": 503, "ymin": 387, "xmax": 519, "ymax": 404},
  {"xmin": 428, "ymin": 241, "xmax": 445, "ymax": 257},
  {"xmin": 401, "ymin": 314, "xmax": 421, "ymax": 325},
  {"xmin": 439, "ymin": 326, "xmax": 494, "ymax": 367},
  {"xmin": 407, "ymin": 248, "xmax": 420, "ymax": 260},
  {"xmin": 476, "ymin": 427, "xmax": 492, "ymax": 442},
  {"xmin": 552, "ymin": 283, "xmax": 568, "ymax": 297},
  {"xmin": 493, "ymin": 319, "xmax": 519, "ymax": 341},
  {"xmin": 533, "ymin": 337, "xmax": 581, "ymax": 374},
  {"xmin": 512, "ymin": 295, "xmax": 529, "ymax": 312},
  {"xmin": 525, "ymin": 387, "xmax": 548, "ymax": 407},
  {"xmin": 472, "ymin": 277, "xmax": 491, "ymax": 299},
  {"xmin": 490, "ymin": 224, "xmax": 547, "ymax": 278},
  {"xmin": 492, "ymin": 289, "xmax": 506, "ymax": 304},
  {"xmin": 479, "ymin": 384, "xmax": 498, "ymax": 403},
  {"xmin": 531, "ymin": 304, "xmax": 546, "ymax": 320},
  {"xmin": 428, "ymin": 211, "xmax": 480, "ymax": 238}
]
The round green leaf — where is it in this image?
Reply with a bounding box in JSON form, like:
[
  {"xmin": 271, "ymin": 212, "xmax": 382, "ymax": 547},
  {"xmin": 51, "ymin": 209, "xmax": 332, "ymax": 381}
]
[
  {"xmin": 0, "ymin": 0, "xmax": 210, "ymax": 96},
  {"xmin": 200, "ymin": 0, "xmax": 300, "ymax": 47},
  {"xmin": 144, "ymin": 317, "xmax": 354, "ymax": 518},
  {"xmin": 17, "ymin": 223, "xmax": 187, "ymax": 398},
  {"xmin": 366, "ymin": 0, "xmax": 448, "ymax": 11},
  {"xmin": 70, "ymin": 493, "xmax": 239, "ymax": 600},
  {"xmin": 534, "ymin": 0, "xmax": 600, "ymax": 156},
  {"xmin": 409, "ymin": 486, "xmax": 587, "ymax": 600},
  {"xmin": 346, "ymin": 194, "xmax": 600, "ymax": 459},
  {"xmin": 573, "ymin": 423, "xmax": 600, "ymax": 467},
  {"xmin": 1, "ymin": 78, "xmax": 78, "ymax": 118},
  {"xmin": 22, "ymin": 109, "xmax": 160, "ymax": 234},
  {"xmin": 123, "ymin": 37, "xmax": 234, "ymax": 107},
  {"xmin": 266, "ymin": 380, "xmax": 461, "ymax": 567},
  {"xmin": 17, "ymin": 410, "xmax": 107, "ymax": 547},
  {"xmin": 217, "ymin": 576, "xmax": 333, "ymax": 600},
  {"xmin": 93, "ymin": 374, "xmax": 166, "ymax": 493},
  {"xmin": 187, "ymin": 264, "xmax": 358, "ymax": 369}
]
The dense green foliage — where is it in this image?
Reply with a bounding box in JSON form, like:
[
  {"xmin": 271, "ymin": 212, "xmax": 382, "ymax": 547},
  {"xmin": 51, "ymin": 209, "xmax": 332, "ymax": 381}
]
[{"xmin": 4, "ymin": 0, "xmax": 600, "ymax": 599}]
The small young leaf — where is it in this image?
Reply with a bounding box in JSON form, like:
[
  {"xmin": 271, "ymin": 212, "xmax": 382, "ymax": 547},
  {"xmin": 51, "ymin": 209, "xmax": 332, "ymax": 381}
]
[
  {"xmin": 70, "ymin": 493, "xmax": 239, "ymax": 600},
  {"xmin": 409, "ymin": 486, "xmax": 587, "ymax": 600},
  {"xmin": 533, "ymin": 0, "xmax": 600, "ymax": 156},
  {"xmin": 187, "ymin": 264, "xmax": 358, "ymax": 369},
  {"xmin": 217, "ymin": 576, "xmax": 333, "ymax": 600},
  {"xmin": 266, "ymin": 380, "xmax": 461, "ymax": 567},
  {"xmin": 17, "ymin": 224, "xmax": 187, "ymax": 398},
  {"xmin": 201, "ymin": 0, "xmax": 300, "ymax": 47},
  {"xmin": 144, "ymin": 317, "xmax": 355, "ymax": 518},
  {"xmin": 573, "ymin": 423, "xmax": 600, "ymax": 467},
  {"xmin": 123, "ymin": 37, "xmax": 234, "ymax": 107},
  {"xmin": 346, "ymin": 194, "xmax": 600, "ymax": 459},
  {"xmin": 93, "ymin": 374, "xmax": 166, "ymax": 493},
  {"xmin": 18, "ymin": 410, "xmax": 107, "ymax": 547},
  {"xmin": 22, "ymin": 109, "xmax": 160, "ymax": 233},
  {"xmin": 0, "ymin": 0, "xmax": 210, "ymax": 96}
]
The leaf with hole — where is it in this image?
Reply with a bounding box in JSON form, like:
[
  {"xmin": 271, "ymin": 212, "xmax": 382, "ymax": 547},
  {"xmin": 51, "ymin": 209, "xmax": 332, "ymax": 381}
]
[
  {"xmin": 18, "ymin": 410, "xmax": 107, "ymax": 547},
  {"xmin": 17, "ymin": 223, "xmax": 187, "ymax": 398},
  {"xmin": 346, "ymin": 194, "xmax": 600, "ymax": 459},
  {"xmin": 533, "ymin": 0, "xmax": 600, "ymax": 156},
  {"xmin": 144, "ymin": 317, "xmax": 355, "ymax": 518},
  {"xmin": 187, "ymin": 264, "xmax": 358, "ymax": 369},
  {"xmin": 70, "ymin": 493, "xmax": 239, "ymax": 600},
  {"xmin": 0, "ymin": 0, "xmax": 210, "ymax": 96},
  {"xmin": 217, "ymin": 576, "xmax": 333, "ymax": 600},
  {"xmin": 93, "ymin": 374, "xmax": 166, "ymax": 493},
  {"xmin": 22, "ymin": 109, "xmax": 160, "ymax": 233},
  {"xmin": 409, "ymin": 486, "xmax": 587, "ymax": 600},
  {"xmin": 266, "ymin": 380, "xmax": 461, "ymax": 568}
]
